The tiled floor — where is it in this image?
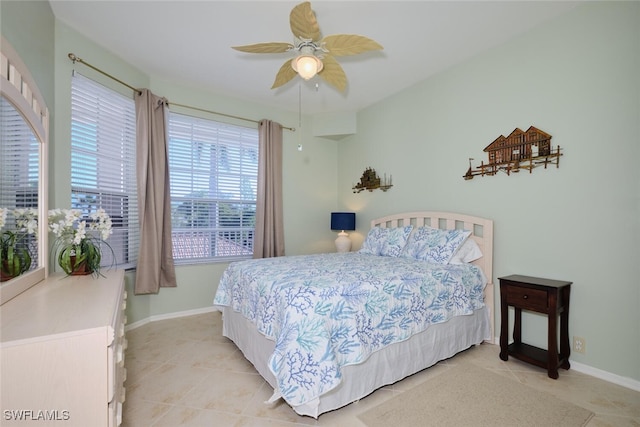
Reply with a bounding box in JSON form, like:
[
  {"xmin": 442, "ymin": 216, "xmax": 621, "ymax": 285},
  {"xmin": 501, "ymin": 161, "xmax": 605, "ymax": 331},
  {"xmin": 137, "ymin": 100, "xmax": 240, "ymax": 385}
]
[{"xmin": 122, "ymin": 312, "xmax": 640, "ymax": 426}]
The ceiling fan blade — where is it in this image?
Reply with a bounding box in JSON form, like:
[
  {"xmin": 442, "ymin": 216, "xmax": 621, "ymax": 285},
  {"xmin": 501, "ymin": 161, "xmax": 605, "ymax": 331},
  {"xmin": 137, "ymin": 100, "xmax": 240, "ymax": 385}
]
[
  {"xmin": 321, "ymin": 34, "xmax": 383, "ymax": 57},
  {"xmin": 318, "ymin": 55, "xmax": 347, "ymax": 93},
  {"xmin": 290, "ymin": 1, "xmax": 321, "ymax": 41},
  {"xmin": 271, "ymin": 59, "xmax": 298, "ymax": 89},
  {"xmin": 232, "ymin": 42, "xmax": 292, "ymax": 54}
]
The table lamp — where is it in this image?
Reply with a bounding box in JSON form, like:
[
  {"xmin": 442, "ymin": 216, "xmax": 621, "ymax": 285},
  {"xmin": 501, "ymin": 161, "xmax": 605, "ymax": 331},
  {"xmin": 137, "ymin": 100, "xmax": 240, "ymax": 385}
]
[{"xmin": 331, "ymin": 212, "xmax": 356, "ymax": 253}]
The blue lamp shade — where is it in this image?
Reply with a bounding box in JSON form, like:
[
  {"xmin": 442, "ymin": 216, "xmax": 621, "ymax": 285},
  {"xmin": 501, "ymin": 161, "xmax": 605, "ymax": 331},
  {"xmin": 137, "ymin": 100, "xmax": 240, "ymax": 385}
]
[{"xmin": 331, "ymin": 212, "xmax": 356, "ymax": 231}]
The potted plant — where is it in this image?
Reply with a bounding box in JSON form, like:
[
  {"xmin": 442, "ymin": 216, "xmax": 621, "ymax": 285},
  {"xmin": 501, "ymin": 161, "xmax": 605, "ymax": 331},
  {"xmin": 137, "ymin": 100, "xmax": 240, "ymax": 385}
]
[
  {"xmin": 0, "ymin": 208, "xmax": 38, "ymax": 281},
  {"xmin": 48, "ymin": 208, "xmax": 114, "ymax": 277}
]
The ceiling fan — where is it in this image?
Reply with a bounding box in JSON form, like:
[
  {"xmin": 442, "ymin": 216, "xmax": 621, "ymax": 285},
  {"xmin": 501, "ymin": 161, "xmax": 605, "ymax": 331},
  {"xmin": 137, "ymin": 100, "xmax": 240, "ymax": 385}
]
[{"xmin": 232, "ymin": 1, "xmax": 383, "ymax": 93}]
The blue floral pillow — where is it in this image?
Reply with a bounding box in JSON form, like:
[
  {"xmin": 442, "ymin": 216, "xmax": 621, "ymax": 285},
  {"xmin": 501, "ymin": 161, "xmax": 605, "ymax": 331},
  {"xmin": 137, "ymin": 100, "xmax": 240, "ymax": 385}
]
[
  {"xmin": 359, "ymin": 226, "xmax": 413, "ymax": 257},
  {"xmin": 401, "ymin": 226, "xmax": 471, "ymax": 264}
]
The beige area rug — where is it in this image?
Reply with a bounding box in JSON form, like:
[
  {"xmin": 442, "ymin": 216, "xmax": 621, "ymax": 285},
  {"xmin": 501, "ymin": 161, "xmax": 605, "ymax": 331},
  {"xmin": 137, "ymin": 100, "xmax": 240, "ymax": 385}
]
[{"xmin": 358, "ymin": 364, "xmax": 594, "ymax": 427}]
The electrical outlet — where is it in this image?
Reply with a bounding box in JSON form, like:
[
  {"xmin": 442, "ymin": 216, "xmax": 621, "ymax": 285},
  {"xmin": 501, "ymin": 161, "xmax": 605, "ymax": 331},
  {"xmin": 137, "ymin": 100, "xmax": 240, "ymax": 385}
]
[{"xmin": 573, "ymin": 336, "xmax": 586, "ymax": 354}]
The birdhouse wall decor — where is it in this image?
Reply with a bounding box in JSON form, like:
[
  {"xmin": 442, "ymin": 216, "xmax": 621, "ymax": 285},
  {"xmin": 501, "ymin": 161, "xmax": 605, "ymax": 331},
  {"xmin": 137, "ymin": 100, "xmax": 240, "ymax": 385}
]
[{"xmin": 463, "ymin": 126, "xmax": 562, "ymax": 180}]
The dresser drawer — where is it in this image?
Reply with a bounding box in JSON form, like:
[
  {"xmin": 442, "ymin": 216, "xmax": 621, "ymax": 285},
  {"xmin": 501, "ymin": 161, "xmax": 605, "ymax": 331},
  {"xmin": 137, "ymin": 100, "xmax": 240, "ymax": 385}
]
[{"xmin": 506, "ymin": 285, "xmax": 547, "ymax": 311}]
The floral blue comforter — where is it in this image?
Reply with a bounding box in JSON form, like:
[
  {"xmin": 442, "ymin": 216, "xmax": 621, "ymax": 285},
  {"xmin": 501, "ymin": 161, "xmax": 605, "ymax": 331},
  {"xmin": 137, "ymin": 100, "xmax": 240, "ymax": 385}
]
[{"xmin": 213, "ymin": 252, "xmax": 486, "ymax": 407}]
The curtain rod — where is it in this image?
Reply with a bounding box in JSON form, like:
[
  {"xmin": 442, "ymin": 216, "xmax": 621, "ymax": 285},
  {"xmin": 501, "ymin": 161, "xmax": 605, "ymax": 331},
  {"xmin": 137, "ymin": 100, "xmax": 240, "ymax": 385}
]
[{"xmin": 67, "ymin": 53, "xmax": 295, "ymax": 131}]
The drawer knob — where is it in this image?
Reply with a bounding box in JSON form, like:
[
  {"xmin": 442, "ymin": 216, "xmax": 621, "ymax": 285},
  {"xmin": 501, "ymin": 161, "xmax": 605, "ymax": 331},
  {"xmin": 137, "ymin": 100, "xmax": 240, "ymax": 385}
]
[{"xmin": 523, "ymin": 295, "xmax": 528, "ymax": 299}]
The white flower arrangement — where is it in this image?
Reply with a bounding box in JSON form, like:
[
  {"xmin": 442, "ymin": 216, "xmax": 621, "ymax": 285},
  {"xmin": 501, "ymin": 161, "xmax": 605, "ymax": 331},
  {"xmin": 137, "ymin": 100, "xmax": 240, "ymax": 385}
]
[
  {"xmin": 48, "ymin": 208, "xmax": 112, "ymax": 245},
  {"xmin": 48, "ymin": 208, "xmax": 114, "ymax": 276}
]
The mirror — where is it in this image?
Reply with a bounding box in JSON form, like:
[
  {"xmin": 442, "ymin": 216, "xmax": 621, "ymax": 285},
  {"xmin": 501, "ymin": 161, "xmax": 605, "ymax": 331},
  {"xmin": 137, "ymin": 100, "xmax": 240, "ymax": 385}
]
[
  {"xmin": 0, "ymin": 37, "xmax": 48, "ymax": 305},
  {"xmin": 0, "ymin": 96, "xmax": 40, "ymax": 277}
]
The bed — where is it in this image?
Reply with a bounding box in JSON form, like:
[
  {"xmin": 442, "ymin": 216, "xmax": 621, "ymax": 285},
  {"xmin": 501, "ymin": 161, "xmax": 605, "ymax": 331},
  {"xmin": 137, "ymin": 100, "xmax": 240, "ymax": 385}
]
[{"xmin": 213, "ymin": 211, "xmax": 494, "ymax": 418}]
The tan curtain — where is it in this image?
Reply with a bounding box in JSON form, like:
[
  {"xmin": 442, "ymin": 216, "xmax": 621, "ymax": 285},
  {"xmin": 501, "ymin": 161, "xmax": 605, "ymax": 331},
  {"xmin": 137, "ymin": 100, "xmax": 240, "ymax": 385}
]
[
  {"xmin": 254, "ymin": 119, "xmax": 285, "ymax": 258},
  {"xmin": 134, "ymin": 89, "xmax": 177, "ymax": 294}
]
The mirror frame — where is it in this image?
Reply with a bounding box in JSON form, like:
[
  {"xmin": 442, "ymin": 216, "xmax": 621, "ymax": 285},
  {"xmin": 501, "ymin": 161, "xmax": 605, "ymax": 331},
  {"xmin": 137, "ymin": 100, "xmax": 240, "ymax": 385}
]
[{"xmin": 0, "ymin": 36, "xmax": 49, "ymax": 305}]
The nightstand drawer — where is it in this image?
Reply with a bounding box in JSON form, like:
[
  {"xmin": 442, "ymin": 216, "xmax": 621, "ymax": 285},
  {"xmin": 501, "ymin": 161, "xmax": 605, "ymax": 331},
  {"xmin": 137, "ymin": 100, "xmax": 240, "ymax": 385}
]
[{"xmin": 506, "ymin": 285, "xmax": 547, "ymax": 311}]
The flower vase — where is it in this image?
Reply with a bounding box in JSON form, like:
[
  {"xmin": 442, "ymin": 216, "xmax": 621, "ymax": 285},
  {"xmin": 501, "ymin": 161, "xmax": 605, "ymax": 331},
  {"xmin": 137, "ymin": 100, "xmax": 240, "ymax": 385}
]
[
  {"xmin": 69, "ymin": 255, "xmax": 91, "ymax": 276},
  {"xmin": 0, "ymin": 262, "xmax": 17, "ymax": 282}
]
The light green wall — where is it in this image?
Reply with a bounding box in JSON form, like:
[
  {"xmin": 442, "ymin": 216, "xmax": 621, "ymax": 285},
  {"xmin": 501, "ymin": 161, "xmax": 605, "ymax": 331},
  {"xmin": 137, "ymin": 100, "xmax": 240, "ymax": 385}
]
[{"xmin": 338, "ymin": 2, "xmax": 639, "ymax": 381}]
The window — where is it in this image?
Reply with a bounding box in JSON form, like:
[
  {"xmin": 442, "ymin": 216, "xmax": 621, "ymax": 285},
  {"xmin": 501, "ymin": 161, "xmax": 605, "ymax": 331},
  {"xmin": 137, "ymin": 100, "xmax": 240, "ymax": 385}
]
[
  {"xmin": 168, "ymin": 113, "xmax": 258, "ymax": 263},
  {"xmin": 70, "ymin": 73, "xmax": 138, "ymax": 269}
]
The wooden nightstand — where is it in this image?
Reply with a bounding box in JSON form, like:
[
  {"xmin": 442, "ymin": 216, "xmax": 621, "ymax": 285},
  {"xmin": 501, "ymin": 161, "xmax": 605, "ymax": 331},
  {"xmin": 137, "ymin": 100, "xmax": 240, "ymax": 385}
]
[{"xmin": 499, "ymin": 274, "xmax": 572, "ymax": 379}]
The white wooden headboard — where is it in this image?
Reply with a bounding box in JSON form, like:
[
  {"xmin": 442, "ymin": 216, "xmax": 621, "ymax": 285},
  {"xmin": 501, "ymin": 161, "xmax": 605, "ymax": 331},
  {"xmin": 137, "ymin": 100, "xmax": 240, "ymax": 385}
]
[{"xmin": 371, "ymin": 211, "xmax": 494, "ymax": 343}]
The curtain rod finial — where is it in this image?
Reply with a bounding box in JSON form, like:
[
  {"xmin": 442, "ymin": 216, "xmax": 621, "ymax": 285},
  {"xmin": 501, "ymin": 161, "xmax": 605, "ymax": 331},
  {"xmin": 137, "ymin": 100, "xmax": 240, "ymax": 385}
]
[{"xmin": 68, "ymin": 53, "xmax": 77, "ymax": 63}]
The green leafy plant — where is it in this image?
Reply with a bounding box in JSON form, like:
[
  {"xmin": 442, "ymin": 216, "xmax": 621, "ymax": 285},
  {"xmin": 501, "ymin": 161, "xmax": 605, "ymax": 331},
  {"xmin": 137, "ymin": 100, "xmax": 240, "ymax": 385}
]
[
  {"xmin": 0, "ymin": 208, "xmax": 37, "ymax": 281},
  {"xmin": 48, "ymin": 208, "xmax": 115, "ymax": 277}
]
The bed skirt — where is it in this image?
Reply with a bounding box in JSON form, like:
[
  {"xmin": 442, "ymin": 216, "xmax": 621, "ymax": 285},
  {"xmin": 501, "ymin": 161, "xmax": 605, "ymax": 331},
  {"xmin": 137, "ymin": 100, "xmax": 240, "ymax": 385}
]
[{"xmin": 218, "ymin": 305, "xmax": 491, "ymax": 418}]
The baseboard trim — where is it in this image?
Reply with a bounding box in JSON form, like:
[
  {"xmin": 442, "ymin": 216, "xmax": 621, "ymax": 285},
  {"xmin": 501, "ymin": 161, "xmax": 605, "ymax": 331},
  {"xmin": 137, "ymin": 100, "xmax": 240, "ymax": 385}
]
[
  {"xmin": 125, "ymin": 306, "xmax": 218, "ymax": 332},
  {"xmin": 570, "ymin": 360, "xmax": 640, "ymax": 392},
  {"xmin": 492, "ymin": 335, "xmax": 640, "ymax": 393}
]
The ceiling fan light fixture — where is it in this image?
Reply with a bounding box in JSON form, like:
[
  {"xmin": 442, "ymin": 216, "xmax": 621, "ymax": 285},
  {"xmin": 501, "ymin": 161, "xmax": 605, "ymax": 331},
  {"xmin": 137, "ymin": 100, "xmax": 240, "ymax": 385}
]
[
  {"xmin": 292, "ymin": 54, "xmax": 323, "ymax": 80},
  {"xmin": 233, "ymin": 2, "xmax": 383, "ymax": 91}
]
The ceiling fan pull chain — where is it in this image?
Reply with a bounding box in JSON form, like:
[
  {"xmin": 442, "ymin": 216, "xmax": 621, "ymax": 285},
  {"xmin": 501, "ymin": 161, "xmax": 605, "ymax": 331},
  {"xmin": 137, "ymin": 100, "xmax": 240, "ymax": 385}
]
[{"xmin": 298, "ymin": 83, "xmax": 303, "ymax": 151}]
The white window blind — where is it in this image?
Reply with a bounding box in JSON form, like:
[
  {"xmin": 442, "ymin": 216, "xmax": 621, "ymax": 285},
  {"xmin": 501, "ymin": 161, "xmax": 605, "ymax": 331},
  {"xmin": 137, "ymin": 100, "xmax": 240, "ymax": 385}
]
[
  {"xmin": 168, "ymin": 113, "xmax": 258, "ymax": 263},
  {"xmin": 0, "ymin": 96, "xmax": 40, "ymax": 269},
  {"xmin": 70, "ymin": 73, "xmax": 138, "ymax": 269}
]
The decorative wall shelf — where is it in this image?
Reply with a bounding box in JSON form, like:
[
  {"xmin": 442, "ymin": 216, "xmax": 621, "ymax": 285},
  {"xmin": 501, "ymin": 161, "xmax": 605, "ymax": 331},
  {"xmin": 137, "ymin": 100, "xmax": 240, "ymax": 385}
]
[
  {"xmin": 352, "ymin": 167, "xmax": 392, "ymax": 193},
  {"xmin": 463, "ymin": 126, "xmax": 562, "ymax": 180}
]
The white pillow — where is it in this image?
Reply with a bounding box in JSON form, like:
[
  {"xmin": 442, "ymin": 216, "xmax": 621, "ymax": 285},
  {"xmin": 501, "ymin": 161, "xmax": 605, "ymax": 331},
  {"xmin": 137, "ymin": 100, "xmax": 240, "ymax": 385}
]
[
  {"xmin": 449, "ymin": 238, "xmax": 483, "ymax": 264},
  {"xmin": 401, "ymin": 226, "xmax": 471, "ymax": 264},
  {"xmin": 359, "ymin": 226, "xmax": 413, "ymax": 257}
]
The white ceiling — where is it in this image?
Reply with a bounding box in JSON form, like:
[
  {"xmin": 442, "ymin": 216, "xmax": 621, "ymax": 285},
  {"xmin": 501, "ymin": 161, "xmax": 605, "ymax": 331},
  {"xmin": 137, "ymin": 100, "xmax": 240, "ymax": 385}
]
[{"xmin": 48, "ymin": 1, "xmax": 579, "ymax": 115}]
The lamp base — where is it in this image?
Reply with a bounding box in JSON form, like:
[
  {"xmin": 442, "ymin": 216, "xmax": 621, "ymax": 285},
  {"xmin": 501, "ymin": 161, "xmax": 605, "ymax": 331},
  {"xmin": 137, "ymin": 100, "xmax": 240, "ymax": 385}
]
[{"xmin": 335, "ymin": 231, "xmax": 352, "ymax": 253}]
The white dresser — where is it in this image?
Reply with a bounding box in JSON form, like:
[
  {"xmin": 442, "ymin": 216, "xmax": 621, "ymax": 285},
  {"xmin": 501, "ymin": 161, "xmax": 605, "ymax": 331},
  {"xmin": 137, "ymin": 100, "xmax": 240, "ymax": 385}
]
[{"xmin": 1, "ymin": 270, "xmax": 127, "ymax": 426}]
